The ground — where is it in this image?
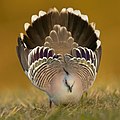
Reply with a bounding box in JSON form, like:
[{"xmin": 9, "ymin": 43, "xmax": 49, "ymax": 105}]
[{"xmin": 0, "ymin": 87, "xmax": 120, "ymax": 120}]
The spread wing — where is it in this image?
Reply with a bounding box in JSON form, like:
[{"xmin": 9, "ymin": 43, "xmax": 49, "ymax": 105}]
[
  {"xmin": 16, "ymin": 8, "xmax": 102, "ymax": 92},
  {"xmin": 27, "ymin": 46, "xmax": 63, "ymax": 91},
  {"xmin": 64, "ymin": 46, "xmax": 99, "ymax": 92}
]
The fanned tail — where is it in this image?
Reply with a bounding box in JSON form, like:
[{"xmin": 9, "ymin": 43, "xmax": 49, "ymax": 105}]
[
  {"xmin": 16, "ymin": 33, "xmax": 28, "ymax": 72},
  {"xmin": 23, "ymin": 8, "xmax": 100, "ymax": 50},
  {"xmin": 17, "ymin": 7, "xmax": 102, "ymax": 72}
]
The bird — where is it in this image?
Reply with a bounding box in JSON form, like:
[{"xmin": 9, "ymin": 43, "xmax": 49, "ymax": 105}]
[{"xmin": 16, "ymin": 8, "xmax": 102, "ymax": 107}]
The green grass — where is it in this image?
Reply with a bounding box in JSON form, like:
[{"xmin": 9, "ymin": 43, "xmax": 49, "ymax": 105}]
[{"xmin": 0, "ymin": 88, "xmax": 120, "ymax": 120}]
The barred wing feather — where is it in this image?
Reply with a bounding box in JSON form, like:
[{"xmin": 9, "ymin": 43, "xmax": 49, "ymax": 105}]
[
  {"xmin": 65, "ymin": 46, "xmax": 97, "ymax": 91},
  {"xmin": 27, "ymin": 46, "xmax": 63, "ymax": 91}
]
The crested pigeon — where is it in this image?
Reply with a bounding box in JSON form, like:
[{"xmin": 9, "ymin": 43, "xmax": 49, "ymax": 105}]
[{"xmin": 16, "ymin": 8, "xmax": 102, "ymax": 106}]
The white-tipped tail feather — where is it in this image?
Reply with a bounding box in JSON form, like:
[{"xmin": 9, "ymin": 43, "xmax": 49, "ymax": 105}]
[{"xmin": 24, "ymin": 23, "xmax": 30, "ymax": 31}]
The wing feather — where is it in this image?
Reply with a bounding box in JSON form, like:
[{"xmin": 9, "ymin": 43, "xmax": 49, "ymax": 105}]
[
  {"xmin": 64, "ymin": 54, "xmax": 95, "ymax": 91},
  {"xmin": 27, "ymin": 46, "xmax": 63, "ymax": 91}
]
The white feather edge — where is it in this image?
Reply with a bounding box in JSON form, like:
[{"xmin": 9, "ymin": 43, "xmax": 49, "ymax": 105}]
[
  {"xmin": 24, "ymin": 11, "xmax": 46, "ymax": 31},
  {"xmin": 90, "ymin": 22, "xmax": 96, "ymax": 30},
  {"xmin": 31, "ymin": 15, "xmax": 38, "ymax": 23},
  {"xmin": 61, "ymin": 8, "xmax": 67, "ymax": 13},
  {"xmin": 95, "ymin": 30, "xmax": 100, "ymax": 38},
  {"xmin": 66, "ymin": 8, "xmax": 82, "ymax": 16},
  {"xmin": 66, "ymin": 8, "xmax": 89, "ymax": 21},
  {"xmin": 81, "ymin": 14, "xmax": 89, "ymax": 22},
  {"xmin": 39, "ymin": 10, "xmax": 46, "ymax": 17},
  {"xmin": 96, "ymin": 40, "xmax": 101, "ymax": 49},
  {"xmin": 72, "ymin": 47, "xmax": 97, "ymax": 66},
  {"xmin": 28, "ymin": 56, "xmax": 61, "ymax": 81},
  {"xmin": 24, "ymin": 22, "xmax": 30, "ymax": 31},
  {"xmin": 20, "ymin": 33, "xmax": 27, "ymax": 48},
  {"xmin": 73, "ymin": 10, "xmax": 81, "ymax": 16},
  {"xmin": 28, "ymin": 46, "xmax": 41, "ymax": 66},
  {"xmin": 67, "ymin": 8, "xmax": 74, "ymax": 13},
  {"xmin": 72, "ymin": 57, "xmax": 96, "ymax": 76},
  {"xmin": 24, "ymin": 8, "xmax": 89, "ymax": 31},
  {"xmin": 24, "ymin": 8, "xmax": 101, "ymax": 46},
  {"xmin": 20, "ymin": 33, "xmax": 24, "ymax": 40},
  {"xmin": 61, "ymin": 8, "xmax": 82, "ymax": 16},
  {"xmin": 28, "ymin": 46, "xmax": 55, "ymax": 66}
]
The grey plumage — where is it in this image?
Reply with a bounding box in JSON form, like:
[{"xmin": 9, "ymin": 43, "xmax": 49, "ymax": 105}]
[{"xmin": 16, "ymin": 8, "xmax": 102, "ymax": 106}]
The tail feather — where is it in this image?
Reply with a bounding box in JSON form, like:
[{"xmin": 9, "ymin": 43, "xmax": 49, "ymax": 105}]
[
  {"xmin": 67, "ymin": 12, "xmax": 75, "ymax": 33},
  {"xmin": 48, "ymin": 8, "xmax": 60, "ymax": 27},
  {"xmin": 70, "ymin": 15, "xmax": 83, "ymax": 41},
  {"xmin": 67, "ymin": 12, "xmax": 98, "ymax": 51},
  {"xmin": 32, "ymin": 18, "xmax": 46, "ymax": 41},
  {"xmin": 26, "ymin": 25, "xmax": 43, "ymax": 46},
  {"xmin": 81, "ymin": 25, "xmax": 94, "ymax": 46},
  {"xmin": 77, "ymin": 20, "xmax": 89, "ymax": 45},
  {"xmin": 23, "ymin": 8, "xmax": 100, "ymax": 52},
  {"xmin": 60, "ymin": 8, "xmax": 68, "ymax": 27},
  {"xmin": 86, "ymin": 33, "xmax": 97, "ymax": 50},
  {"xmin": 16, "ymin": 35, "xmax": 28, "ymax": 72},
  {"xmin": 40, "ymin": 13, "xmax": 52, "ymax": 36},
  {"xmin": 22, "ymin": 34, "xmax": 35, "ymax": 49}
]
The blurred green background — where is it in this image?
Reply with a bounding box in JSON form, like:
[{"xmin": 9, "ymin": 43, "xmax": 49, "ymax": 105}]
[{"xmin": 0, "ymin": 0, "xmax": 120, "ymax": 91}]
